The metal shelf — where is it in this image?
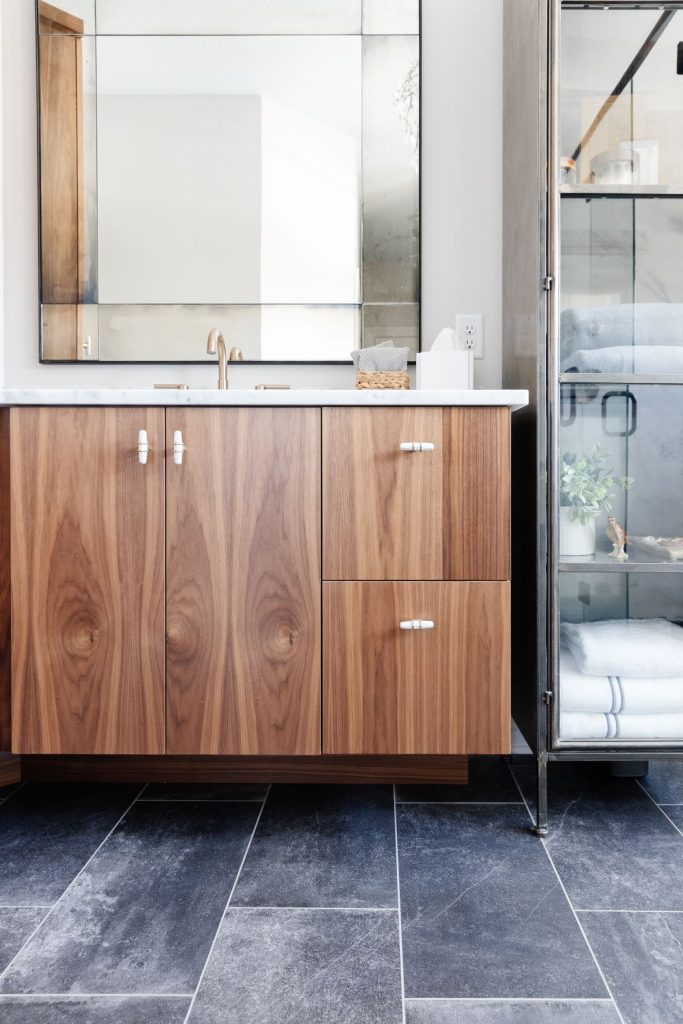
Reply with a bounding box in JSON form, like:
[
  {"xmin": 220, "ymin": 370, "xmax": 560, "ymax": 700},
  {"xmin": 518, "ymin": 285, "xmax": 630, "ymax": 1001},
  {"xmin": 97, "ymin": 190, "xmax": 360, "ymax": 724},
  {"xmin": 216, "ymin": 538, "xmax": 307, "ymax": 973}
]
[{"xmin": 560, "ymin": 184, "xmax": 683, "ymax": 198}]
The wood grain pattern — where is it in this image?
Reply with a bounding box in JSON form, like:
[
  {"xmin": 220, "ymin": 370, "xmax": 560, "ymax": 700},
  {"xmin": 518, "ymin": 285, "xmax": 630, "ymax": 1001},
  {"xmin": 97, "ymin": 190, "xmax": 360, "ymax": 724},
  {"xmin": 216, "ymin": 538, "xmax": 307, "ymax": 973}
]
[
  {"xmin": 0, "ymin": 412, "xmax": 10, "ymax": 752},
  {"xmin": 20, "ymin": 755, "xmax": 469, "ymax": 786},
  {"xmin": 11, "ymin": 408, "xmax": 166, "ymax": 754},
  {"xmin": 166, "ymin": 409, "xmax": 321, "ymax": 755},
  {"xmin": 323, "ymin": 582, "xmax": 510, "ymax": 755},
  {"xmin": 323, "ymin": 408, "xmax": 443, "ymax": 580},
  {"xmin": 445, "ymin": 407, "xmax": 511, "ymax": 580},
  {"xmin": 39, "ymin": 2, "xmax": 85, "ymax": 35},
  {"xmin": 40, "ymin": 304, "xmax": 82, "ymax": 362},
  {"xmin": 39, "ymin": 28, "xmax": 82, "ymax": 305}
]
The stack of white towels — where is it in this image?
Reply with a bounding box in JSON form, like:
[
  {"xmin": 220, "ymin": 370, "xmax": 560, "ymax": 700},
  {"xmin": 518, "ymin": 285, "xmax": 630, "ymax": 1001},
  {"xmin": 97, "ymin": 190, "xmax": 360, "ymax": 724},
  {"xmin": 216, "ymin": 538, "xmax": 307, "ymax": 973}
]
[{"xmin": 560, "ymin": 618, "xmax": 683, "ymax": 740}]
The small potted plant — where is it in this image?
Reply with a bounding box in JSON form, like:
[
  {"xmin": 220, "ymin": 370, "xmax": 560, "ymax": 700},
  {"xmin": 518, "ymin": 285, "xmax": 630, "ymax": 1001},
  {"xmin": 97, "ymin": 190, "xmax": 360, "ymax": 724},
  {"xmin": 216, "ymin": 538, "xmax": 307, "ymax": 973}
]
[{"xmin": 560, "ymin": 444, "xmax": 632, "ymax": 557}]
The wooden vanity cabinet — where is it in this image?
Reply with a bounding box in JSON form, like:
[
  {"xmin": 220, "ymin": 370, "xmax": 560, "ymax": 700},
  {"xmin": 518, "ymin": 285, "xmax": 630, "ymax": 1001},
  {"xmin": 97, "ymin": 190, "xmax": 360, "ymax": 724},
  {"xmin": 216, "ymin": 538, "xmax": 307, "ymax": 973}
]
[
  {"xmin": 11, "ymin": 408, "xmax": 166, "ymax": 754},
  {"xmin": 6, "ymin": 402, "xmax": 513, "ymax": 768}
]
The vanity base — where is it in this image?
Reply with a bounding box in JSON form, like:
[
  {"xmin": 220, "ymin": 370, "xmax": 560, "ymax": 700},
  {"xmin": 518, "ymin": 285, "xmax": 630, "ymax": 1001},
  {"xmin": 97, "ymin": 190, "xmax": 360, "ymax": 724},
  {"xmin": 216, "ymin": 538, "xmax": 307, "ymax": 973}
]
[{"xmin": 19, "ymin": 755, "xmax": 469, "ymax": 786}]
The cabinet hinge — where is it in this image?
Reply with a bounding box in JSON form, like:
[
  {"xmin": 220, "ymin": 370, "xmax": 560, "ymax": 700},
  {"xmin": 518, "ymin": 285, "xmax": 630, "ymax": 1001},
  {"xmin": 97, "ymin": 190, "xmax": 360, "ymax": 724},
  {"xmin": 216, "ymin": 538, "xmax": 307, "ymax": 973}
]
[
  {"xmin": 542, "ymin": 690, "xmax": 553, "ymax": 705},
  {"xmin": 542, "ymin": 276, "xmax": 554, "ymax": 292}
]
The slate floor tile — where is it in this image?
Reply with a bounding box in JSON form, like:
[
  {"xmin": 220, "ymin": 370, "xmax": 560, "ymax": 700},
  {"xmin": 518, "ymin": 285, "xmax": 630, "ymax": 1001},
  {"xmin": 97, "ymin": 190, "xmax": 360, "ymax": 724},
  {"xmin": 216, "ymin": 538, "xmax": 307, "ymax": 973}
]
[
  {"xmin": 140, "ymin": 782, "xmax": 268, "ymax": 801},
  {"xmin": 232, "ymin": 785, "xmax": 397, "ymax": 908},
  {"xmin": 188, "ymin": 908, "xmax": 402, "ymax": 1024},
  {"xmin": 579, "ymin": 911, "xmax": 683, "ymax": 1024},
  {"xmin": 397, "ymin": 758, "xmax": 521, "ymax": 804},
  {"xmin": 0, "ymin": 784, "xmax": 140, "ymax": 905},
  {"xmin": 0, "ymin": 801, "xmax": 259, "ymax": 995},
  {"xmin": 515, "ymin": 765, "xmax": 683, "ymax": 910},
  {"xmin": 398, "ymin": 804, "xmax": 605, "ymax": 1000},
  {"xmin": 0, "ymin": 908, "xmax": 47, "ymax": 971},
  {"xmin": 0, "ymin": 996, "xmax": 190, "ymax": 1023},
  {"xmin": 640, "ymin": 761, "xmax": 683, "ymax": 805},
  {"xmin": 405, "ymin": 1001, "xmax": 620, "ymax": 1023}
]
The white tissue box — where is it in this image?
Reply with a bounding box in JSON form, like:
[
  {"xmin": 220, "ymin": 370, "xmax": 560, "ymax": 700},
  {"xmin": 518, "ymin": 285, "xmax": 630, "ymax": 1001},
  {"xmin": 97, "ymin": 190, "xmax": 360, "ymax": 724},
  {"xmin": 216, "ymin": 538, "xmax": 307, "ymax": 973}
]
[{"xmin": 416, "ymin": 351, "xmax": 473, "ymax": 390}]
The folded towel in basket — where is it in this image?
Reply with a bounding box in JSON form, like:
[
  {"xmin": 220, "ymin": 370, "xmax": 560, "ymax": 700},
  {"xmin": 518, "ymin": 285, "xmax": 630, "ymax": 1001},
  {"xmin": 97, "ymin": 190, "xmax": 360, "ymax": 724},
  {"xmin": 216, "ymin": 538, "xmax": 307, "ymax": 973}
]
[
  {"xmin": 560, "ymin": 649, "xmax": 683, "ymax": 714},
  {"xmin": 560, "ymin": 711, "xmax": 683, "ymax": 741},
  {"xmin": 560, "ymin": 618, "xmax": 683, "ymax": 678}
]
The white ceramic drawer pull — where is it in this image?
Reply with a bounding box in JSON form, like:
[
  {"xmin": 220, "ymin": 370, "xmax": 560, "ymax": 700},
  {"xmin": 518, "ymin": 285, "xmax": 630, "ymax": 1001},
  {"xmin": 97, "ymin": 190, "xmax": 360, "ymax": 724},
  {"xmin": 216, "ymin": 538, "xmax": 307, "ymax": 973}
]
[
  {"xmin": 173, "ymin": 430, "xmax": 187, "ymax": 465},
  {"xmin": 400, "ymin": 619, "xmax": 435, "ymax": 631},
  {"xmin": 137, "ymin": 429, "xmax": 150, "ymax": 465},
  {"xmin": 399, "ymin": 442, "xmax": 435, "ymax": 452}
]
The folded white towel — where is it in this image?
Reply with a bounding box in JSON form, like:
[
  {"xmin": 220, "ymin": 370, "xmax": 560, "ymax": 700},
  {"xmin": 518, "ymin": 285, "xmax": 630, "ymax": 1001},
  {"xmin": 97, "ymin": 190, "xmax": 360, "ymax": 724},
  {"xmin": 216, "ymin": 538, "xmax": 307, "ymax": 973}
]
[
  {"xmin": 562, "ymin": 345, "xmax": 683, "ymax": 374},
  {"xmin": 561, "ymin": 711, "xmax": 683, "ymax": 741},
  {"xmin": 560, "ymin": 619, "xmax": 683, "ymax": 678},
  {"xmin": 561, "ymin": 303, "xmax": 683, "ymax": 361},
  {"xmin": 560, "ymin": 649, "xmax": 683, "ymax": 714}
]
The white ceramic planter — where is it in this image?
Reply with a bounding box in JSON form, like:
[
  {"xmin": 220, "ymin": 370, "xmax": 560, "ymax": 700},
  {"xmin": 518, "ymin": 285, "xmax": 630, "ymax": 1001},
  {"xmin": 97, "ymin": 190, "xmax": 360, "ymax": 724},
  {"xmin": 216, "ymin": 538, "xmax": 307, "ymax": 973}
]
[{"xmin": 559, "ymin": 507, "xmax": 596, "ymax": 557}]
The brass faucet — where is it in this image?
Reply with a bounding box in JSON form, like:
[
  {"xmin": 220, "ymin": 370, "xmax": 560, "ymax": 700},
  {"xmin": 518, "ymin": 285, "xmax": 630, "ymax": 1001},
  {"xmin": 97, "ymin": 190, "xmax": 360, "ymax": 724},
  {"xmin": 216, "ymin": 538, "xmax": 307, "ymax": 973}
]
[{"xmin": 206, "ymin": 329, "xmax": 229, "ymax": 390}]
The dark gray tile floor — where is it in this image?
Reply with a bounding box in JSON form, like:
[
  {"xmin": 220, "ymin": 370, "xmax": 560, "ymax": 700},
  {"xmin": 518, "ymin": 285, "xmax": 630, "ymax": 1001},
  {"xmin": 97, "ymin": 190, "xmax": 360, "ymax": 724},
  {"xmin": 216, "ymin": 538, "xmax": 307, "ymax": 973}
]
[{"xmin": 0, "ymin": 758, "xmax": 682, "ymax": 1021}]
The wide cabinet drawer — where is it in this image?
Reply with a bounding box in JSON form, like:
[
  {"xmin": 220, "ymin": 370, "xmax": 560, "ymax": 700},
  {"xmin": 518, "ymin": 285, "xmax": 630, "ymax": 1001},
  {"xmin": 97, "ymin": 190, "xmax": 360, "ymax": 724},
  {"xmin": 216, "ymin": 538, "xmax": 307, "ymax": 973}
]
[
  {"xmin": 323, "ymin": 407, "xmax": 510, "ymax": 581},
  {"xmin": 323, "ymin": 582, "xmax": 511, "ymax": 755}
]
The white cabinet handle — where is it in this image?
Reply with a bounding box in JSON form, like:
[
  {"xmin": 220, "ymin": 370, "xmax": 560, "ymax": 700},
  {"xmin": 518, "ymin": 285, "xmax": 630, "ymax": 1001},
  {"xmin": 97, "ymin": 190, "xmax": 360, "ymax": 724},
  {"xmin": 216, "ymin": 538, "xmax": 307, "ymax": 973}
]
[
  {"xmin": 400, "ymin": 442, "xmax": 435, "ymax": 452},
  {"xmin": 173, "ymin": 430, "xmax": 187, "ymax": 465},
  {"xmin": 400, "ymin": 620, "xmax": 435, "ymax": 631},
  {"xmin": 137, "ymin": 429, "xmax": 150, "ymax": 465}
]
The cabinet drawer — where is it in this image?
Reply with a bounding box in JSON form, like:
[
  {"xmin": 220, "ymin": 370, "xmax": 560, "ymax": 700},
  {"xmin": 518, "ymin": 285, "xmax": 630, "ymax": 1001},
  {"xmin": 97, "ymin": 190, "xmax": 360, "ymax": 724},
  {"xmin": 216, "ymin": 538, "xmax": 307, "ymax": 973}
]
[
  {"xmin": 322, "ymin": 408, "xmax": 510, "ymax": 581},
  {"xmin": 323, "ymin": 582, "xmax": 510, "ymax": 755}
]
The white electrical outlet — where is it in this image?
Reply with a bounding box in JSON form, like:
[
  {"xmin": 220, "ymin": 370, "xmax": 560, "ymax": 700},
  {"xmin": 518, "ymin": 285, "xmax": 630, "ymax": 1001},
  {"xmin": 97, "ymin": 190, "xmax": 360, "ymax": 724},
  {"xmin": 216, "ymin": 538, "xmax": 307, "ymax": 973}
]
[{"xmin": 455, "ymin": 314, "xmax": 484, "ymax": 359}]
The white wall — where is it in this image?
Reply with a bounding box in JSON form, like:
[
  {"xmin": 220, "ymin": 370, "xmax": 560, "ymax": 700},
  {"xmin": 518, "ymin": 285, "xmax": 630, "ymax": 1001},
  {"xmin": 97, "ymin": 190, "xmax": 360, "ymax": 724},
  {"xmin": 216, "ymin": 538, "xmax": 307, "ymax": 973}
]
[{"xmin": 0, "ymin": 0, "xmax": 503, "ymax": 390}]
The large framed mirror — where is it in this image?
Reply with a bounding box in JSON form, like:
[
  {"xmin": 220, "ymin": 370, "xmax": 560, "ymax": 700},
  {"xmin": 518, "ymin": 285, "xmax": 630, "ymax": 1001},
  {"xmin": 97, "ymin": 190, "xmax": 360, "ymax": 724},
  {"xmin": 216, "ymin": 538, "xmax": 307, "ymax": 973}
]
[{"xmin": 37, "ymin": 0, "xmax": 420, "ymax": 363}]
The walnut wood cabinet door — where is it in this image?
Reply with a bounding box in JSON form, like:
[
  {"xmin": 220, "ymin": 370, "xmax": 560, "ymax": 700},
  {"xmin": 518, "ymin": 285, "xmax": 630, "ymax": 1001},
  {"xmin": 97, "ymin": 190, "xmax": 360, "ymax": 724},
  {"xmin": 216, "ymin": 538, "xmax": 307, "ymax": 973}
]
[
  {"xmin": 11, "ymin": 407, "xmax": 166, "ymax": 754},
  {"xmin": 323, "ymin": 582, "xmax": 511, "ymax": 755},
  {"xmin": 166, "ymin": 409, "xmax": 321, "ymax": 755},
  {"xmin": 323, "ymin": 408, "xmax": 443, "ymax": 580},
  {"xmin": 323, "ymin": 407, "xmax": 510, "ymax": 581}
]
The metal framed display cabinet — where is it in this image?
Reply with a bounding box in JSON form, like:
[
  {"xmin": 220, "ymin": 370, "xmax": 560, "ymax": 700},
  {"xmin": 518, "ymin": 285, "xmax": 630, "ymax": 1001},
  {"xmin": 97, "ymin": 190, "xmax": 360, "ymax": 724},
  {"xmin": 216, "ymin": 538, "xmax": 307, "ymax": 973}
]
[{"xmin": 504, "ymin": 0, "xmax": 683, "ymax": 834}]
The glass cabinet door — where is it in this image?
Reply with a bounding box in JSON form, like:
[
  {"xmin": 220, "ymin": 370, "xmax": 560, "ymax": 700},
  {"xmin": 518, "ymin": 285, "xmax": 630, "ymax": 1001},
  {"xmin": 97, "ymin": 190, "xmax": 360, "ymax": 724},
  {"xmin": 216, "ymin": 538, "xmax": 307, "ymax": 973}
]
[
  {"xmin": 556, "ymin": 383, "xmax": 683, "ymax": 744},
  {"xmin": 560, "ymin": 7, "xmax": 683, "ymax": 190}
]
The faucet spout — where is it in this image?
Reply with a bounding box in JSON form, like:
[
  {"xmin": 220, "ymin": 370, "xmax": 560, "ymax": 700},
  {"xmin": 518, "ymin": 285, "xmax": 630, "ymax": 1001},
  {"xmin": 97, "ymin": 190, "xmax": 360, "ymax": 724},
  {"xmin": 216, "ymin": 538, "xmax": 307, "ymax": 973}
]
[{"xmin": 206, "ymin": 329, "xmax": 229, "ymax": 390}]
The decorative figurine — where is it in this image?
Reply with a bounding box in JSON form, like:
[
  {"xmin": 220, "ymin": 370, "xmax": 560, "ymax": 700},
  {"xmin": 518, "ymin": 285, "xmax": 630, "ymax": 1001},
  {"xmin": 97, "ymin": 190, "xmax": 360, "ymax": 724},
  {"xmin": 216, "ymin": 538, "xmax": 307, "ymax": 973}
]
[{"xmin": 607, "ymin": 516, "xmax": 628, "ymax": 561}]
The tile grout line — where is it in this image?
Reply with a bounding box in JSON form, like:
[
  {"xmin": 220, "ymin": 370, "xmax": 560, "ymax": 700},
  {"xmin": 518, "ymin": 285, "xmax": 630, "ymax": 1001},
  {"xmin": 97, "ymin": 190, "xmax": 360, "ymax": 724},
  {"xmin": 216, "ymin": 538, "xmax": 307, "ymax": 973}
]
[
  {"xmin": 223, "ymin": 906, "xmax": 399, "ymax": 912},
  {"xmin": 0, "ymin": 785, "xmax": 147, "ymax": 984},
  {"xmin": 405, "ymin": 997, "xmax": 617, "ymax": 1003},
  {"xmin": 181, "ymin": 783, "xmax": 272, "ymax": 1024},
  {"xmin": 0, "ymin": 993, "xmax": 195, "ymax": 1000},
  {"xmin": 635, "ymin": 779, "xmax": 683, "ymax": 841},
  {"xmin": 393, "ymin": 784, "xmax": 407, "ymax": 1024},
  {"xmin": 133, "ymin": 783, "xmax": 150, "ymax": 801},
  {"xmin": 509, "ymin": 769, "xmax": 627, "ymax": 1024}
]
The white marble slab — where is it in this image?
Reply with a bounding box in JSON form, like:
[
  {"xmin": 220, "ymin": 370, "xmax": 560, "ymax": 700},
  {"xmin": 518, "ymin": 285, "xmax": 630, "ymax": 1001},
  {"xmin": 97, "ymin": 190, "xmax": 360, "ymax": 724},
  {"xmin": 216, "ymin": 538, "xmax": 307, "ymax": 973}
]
[{"xmin": 0, "ymin": 388, "xmax": 528, "ymax": 410}]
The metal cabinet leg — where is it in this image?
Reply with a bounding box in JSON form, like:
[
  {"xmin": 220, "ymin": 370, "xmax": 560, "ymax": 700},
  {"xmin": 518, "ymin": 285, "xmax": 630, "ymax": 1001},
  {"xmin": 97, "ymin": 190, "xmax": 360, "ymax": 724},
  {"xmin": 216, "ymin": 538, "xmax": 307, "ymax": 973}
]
[{"xmin": 532, "ymin": 754, "xmax": 549, "ymax": 837}]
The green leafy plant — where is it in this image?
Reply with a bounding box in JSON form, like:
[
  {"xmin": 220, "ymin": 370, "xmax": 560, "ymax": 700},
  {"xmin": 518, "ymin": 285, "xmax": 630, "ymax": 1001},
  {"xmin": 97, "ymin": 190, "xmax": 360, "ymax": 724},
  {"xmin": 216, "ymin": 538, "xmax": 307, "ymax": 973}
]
[{"xmin": 560, "ymin": 443, "xmax": 632, "ymax": 526}]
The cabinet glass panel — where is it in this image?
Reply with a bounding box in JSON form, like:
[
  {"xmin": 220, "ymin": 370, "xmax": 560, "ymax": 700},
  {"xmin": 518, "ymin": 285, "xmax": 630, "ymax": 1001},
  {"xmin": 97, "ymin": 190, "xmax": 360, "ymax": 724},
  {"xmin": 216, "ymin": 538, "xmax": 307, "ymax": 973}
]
[
  {"xmin": 560, "ymin": 6, "xmax": 683, "ymax": 189},
  {"xmin": 560, "ymin": 198, "xmax": 683, "ymax": 374},
  {"xmin": 558, "ymin": 572, "xmax": 683, "ymax": 744},
  {"xmin": 559, "ymin": 384, "xmax": 683, "ymax": 568}
]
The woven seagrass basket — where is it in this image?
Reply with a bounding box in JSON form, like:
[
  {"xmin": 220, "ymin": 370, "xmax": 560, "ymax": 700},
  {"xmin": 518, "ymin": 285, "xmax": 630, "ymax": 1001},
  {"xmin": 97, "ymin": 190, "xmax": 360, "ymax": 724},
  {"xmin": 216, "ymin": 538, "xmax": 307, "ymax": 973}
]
[{"xmin": 356, "ymin": 371, "xmax": 410, "ymax": 390}]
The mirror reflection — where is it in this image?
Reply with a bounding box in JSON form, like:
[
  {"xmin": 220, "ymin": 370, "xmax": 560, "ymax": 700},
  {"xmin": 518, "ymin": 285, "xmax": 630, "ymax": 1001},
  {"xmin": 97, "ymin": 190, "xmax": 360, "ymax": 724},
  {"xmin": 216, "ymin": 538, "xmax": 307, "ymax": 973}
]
[{"xmin": 37, "ymin": 0, "xmax": 420, "ymax": 363}]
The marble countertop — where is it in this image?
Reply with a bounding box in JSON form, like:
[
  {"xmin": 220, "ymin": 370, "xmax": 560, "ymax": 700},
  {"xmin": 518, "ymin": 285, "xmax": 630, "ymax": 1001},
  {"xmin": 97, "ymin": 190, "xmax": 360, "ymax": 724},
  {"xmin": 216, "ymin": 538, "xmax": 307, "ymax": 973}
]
[{"xmin": 0, "ymin": 388, "xmax": 529, "ymax": 410}]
